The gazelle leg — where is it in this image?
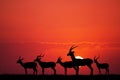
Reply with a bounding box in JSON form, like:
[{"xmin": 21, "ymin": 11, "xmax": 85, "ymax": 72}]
[
  {"xmin": 99, "ymin": 68, "xmax": 101, "ymax": 74},
  {"xmin": 25, "ymin": 69, "xmax": 27, "ymax": 74},
  {"xmin": 76, "ymin": 66, "xmax": 79, "ymax": 75},
  {"xmin": 65, "ymin": 68, "xmax": 67, "ymax": 75},
  {"xmin": 33, "ymin": 68, "xmax": 37, "ymax": 75},
  {"xmin": 73, "ymin": 66, "xmax": 78, "ymax": 75},
  {"xmin": 36, "ymin": 69, "xmax": 38, "ymax": 75},
  {"xmin": 54, "ymin": 69, "xmax": 56, "ymax": 75},
  {"xmin": 33, "ymin": 69, "xmax": 35, "ymax": 75},
  {"xmin": 107, "ymin": 68, "xmax": 109, "ymax": 75},
  {"xmin": 42, "ymin": 68, "xmax": 44, "ymax": 75},
  {"xmin": 106, "ymin": 68, "xmax": 109, "ymax": 75},
  {"xmin": 36, "ymin": 69, "xmax": 37, "ymax": 75},
  {"xmin": 106, "ymin": 69, "xmax": 108, "ymax": 74},
  {"xmin": 51, "ymin": 67, "xmax": 56, "ymax": 75},
  {"xmin": 87, "ymin": 65, "xmax": 93, "ymax": 75}
]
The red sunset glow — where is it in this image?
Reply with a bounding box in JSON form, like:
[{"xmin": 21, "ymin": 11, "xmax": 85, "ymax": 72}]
[{"xmin": 0, "ymin": 0, "xmax": 120, "ymax": 75}]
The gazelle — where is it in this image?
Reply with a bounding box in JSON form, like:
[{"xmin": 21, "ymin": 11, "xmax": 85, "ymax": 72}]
[
  {"xmin": 94, "ymin": 56, "xmax": 109, "ymax": 74},
  {"xmin": 17, "ymin": 57, "xmax": 37, "ymax": 75},
  {"xmin": 56, "ymin": 57, "xmax": 78, "ymax": 75},
  {"xmin": 34, "ymin": 54, "xmax": 56, "ymax": 75},
  {"xmin": 67, "ymin": 45, "xmax": 93, "ymax": 75}
]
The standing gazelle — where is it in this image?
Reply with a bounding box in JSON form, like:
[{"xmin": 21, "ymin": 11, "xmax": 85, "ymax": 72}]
[
  {"xmin": 17, "ymin": 57, "xmax": 37, "ymax": 75},
  {"xmin": 34, "ymin": 54, "xmax": 56, "ymax": 75},
  {"xmin": 94, "ymin": 56, "xmax": 109, "ymax": 75},
  {"xmin": 56, "ymin": 57, "xmax": 78, "ymax": 75},
  {"xmin": 67, "ymin": 45, "xmax": 93, "ymax": 75}
]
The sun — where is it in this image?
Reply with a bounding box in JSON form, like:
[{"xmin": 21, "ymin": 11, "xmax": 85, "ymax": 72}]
[{"xmin": 75, "ymin": 56, "xmax": 83, "ymax": 59}]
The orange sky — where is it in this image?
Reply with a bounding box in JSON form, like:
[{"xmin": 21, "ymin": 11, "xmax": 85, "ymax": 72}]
[
  {"xmin": 0, "ymin": 0, "xmax": 120, "ymax": 74},
  {"xmin": 1, "ymin": 0, "xmax": 120, "ymax": 42}
]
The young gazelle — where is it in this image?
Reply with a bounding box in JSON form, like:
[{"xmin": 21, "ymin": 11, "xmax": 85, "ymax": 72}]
[
  {"xmin": 94, "ymin": 56, "xmax": 109, "ymax": 75},
  {"xmin": 56, "ymin": 57, "xmax": 77, "ymax": 75},
  {"xmin": 34, "ymin": 54, "xmax": 56, "ymax": 75},
  {"xmin": 17, "ymin": 57, "xmax": 37, "ymax": 75}
]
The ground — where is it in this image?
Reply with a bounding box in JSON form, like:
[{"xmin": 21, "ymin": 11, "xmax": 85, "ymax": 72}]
[{"xmin": 0, "ymin": 74, "xmax": 120, "ymax": 80}]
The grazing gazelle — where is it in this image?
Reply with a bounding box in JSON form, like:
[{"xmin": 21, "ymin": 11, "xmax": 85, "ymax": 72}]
[
  {"xmin": 34, "ymin": 54, "xmax": 56, "ymax": 75},
  {"xmin": 67, "ymin": 45, "xmax": 93, "ymax": 75},
  {"xmin": 56, "ymin": 57, "xmax": 78, "ymax": 75},
  {"xmin": 17, "ymin": 57, "xmax": 37, "ymax": 75},
  {"xmin": 94, "ymin": 56, "xmax": 109, "ymax": 74}
]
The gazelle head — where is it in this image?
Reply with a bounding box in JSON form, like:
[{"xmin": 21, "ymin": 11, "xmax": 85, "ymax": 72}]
[
  {"xmin": 17, "ymin": 57, "xmax": 24, "ymax": 63},
  {"xmin": 67, "ymin": 45, "xmax": 78, "ymax": 56},
  {"xmin": 34, "ymin": 54, "xmax": 44, "ymax": 62},
  {"xmin": 94, "ymin": 56, "xmax": 100, "ymax": 63},
  {"xmin": 56, "ymin": 57, "xmax": 62, "ymax": 63}
]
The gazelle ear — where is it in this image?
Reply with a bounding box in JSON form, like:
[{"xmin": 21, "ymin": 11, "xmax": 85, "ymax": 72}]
[
  {"xmin": 60, "ymin": 57, "xmax": 62, "ymax": 60},
  {"xmin": 96, "ymin": 56, "xmax": 100, "ymax": 59},
  {"xmin": 37, "ymin": 56, "xmax": 40, "ymax": 58},
  {"xmin": 21, "ymin": 58, "xmax": 24, "ymax": 60},
  {"xmin": 58, "ymin": 57, "xmax": 61, "ymax": 60},
  {"xmin": 94, "ymin": 56, "xmax": 96, "ymax": 59},
  {"xmin": 38, "ymin": 53, "xmax": 44, "ymax": 58},
  {"xmin": 19, "ymin": 56, "xmax": 21, "ymax": 59}
]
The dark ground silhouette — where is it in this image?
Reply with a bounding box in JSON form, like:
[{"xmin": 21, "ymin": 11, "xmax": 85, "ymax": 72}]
[{"xmin": 0, "ymin": 74, "xmax": 120, "ymax": 80}]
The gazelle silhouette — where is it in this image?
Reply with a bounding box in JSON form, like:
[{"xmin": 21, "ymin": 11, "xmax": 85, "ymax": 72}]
[
  {"xmin": 56, "ymin": 57, "xmax": 78, "ymax": 75},
  {"xmin": 34, "ymin": 54, "xmax": 56, "ymax": 75},
  {"xmin": 17, "ymin": 57, "xmax": 37, "ymax": 75},
  {"xmin": 67, "ymin": 45, "xmax": 93, "ymax": 75},
  {"xmin": 94, "ymin": 56, "xmax": 109, "ymax": 75}
]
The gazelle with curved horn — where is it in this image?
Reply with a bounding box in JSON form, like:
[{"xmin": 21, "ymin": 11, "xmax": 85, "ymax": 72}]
[
  {"xmin": 94, "ymin": 56, "xmax": 109, "ymax": 74},
  {"xmin": 67, "ymin": 45, "xmax": 93, "ymax": 75},
  {"xmin": 34, "ymin": 54, "xmax": 56, "ymax": 75},
  {"xmin": 17, "ymin": 57, "xmax": 37, "ymax": 75}
]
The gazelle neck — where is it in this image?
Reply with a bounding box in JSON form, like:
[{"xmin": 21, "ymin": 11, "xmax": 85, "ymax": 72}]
[
  {"xmin": 59, "ymin": 60, "xmax": 64, "ymax": 66},
  {"xmin": 70, "ymin": 53, "xmax": 76, "ymax": 61},
  {"xmin": 95, "ymin": 60, "xmax": 100, "ymax": 65},
  {"xmin": 19, "ymin": 62, "xmax": 24, "ymax": 67},
  {"xmin": 37, "ymin": 60, "xmax": 42, "ymax": 64}
]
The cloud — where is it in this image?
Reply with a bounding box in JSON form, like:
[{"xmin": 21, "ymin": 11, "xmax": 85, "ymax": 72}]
[
  {"xmin": 1, "ymin": 41, "xmax": 120, "ymax": 49},
  {"xmin": 38, "ymin": 41, "xmax": 120, "ymax": 49}
]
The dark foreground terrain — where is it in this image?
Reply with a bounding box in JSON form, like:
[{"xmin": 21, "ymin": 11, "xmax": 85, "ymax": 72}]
[{"xmin": 0, "ymin": 74, "xmax": 120, "ymax": 80}]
